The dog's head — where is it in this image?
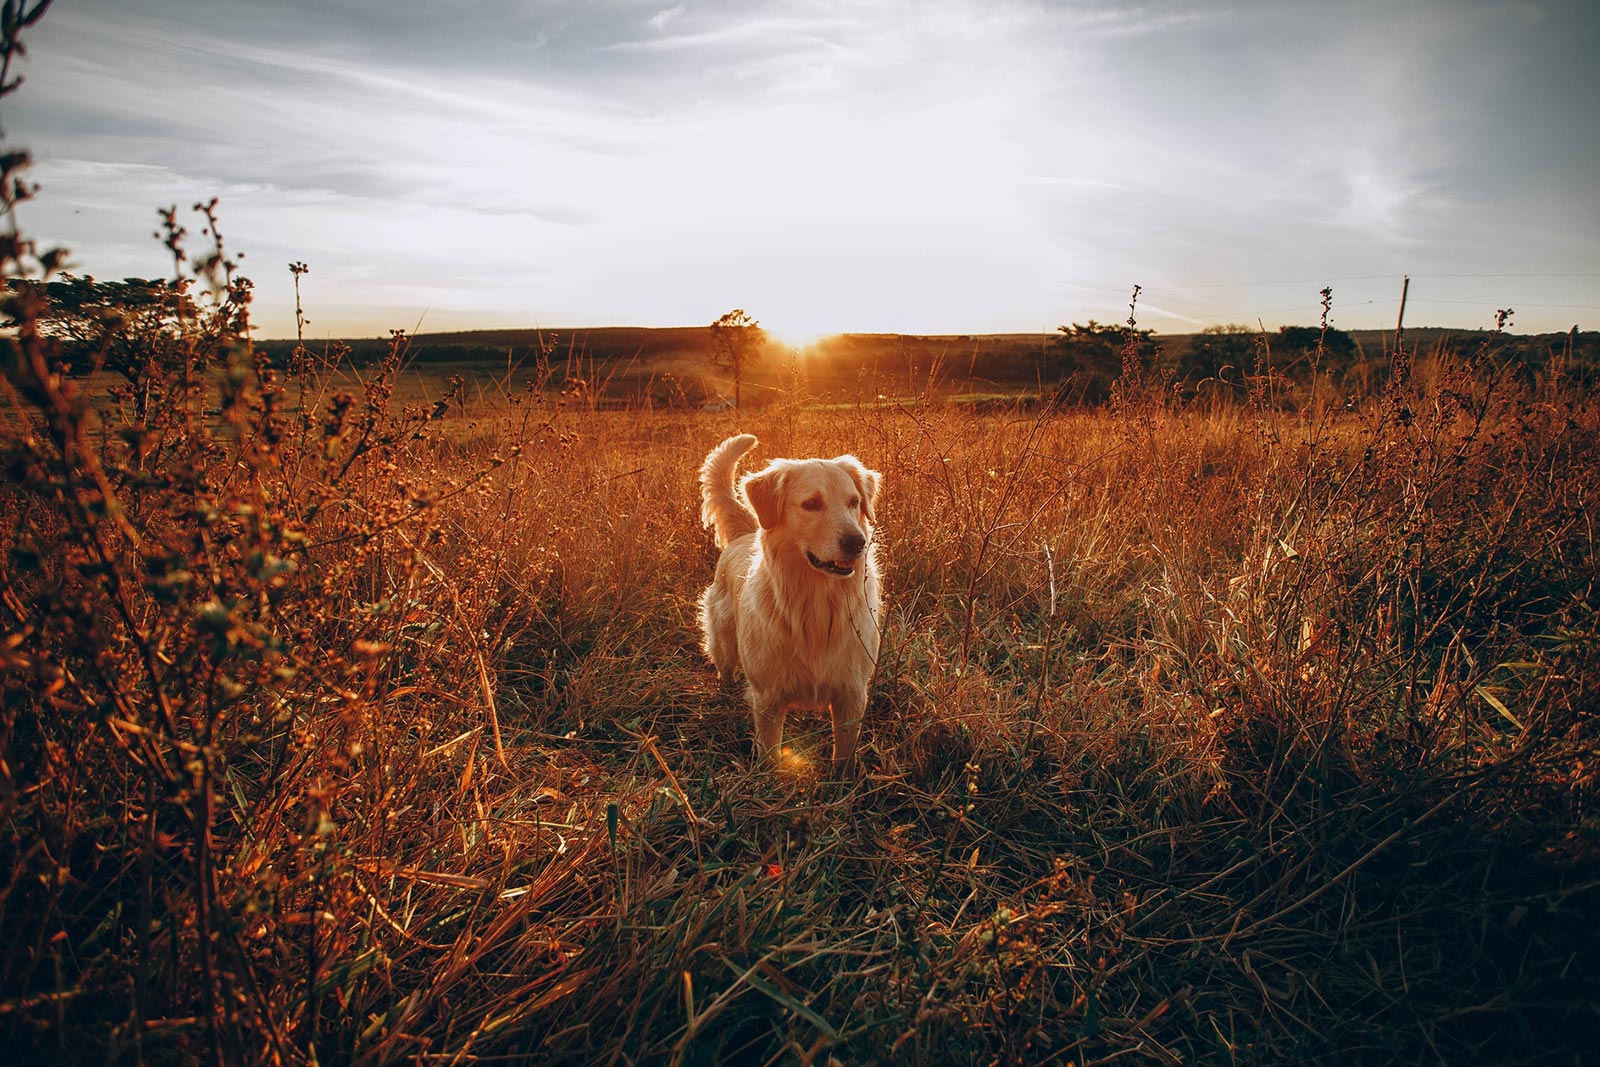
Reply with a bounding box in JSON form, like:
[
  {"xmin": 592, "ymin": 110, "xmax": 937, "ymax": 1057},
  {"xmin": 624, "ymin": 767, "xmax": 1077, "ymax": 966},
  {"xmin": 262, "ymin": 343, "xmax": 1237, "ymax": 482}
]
[{"xmin": 742, "ymin": 454, "xmax": 881, "ymax": 578}]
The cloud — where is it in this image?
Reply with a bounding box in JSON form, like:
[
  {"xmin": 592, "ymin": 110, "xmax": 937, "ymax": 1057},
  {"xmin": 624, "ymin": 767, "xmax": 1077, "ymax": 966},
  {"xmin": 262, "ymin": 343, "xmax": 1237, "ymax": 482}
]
[
  {"xmin": 647, "ymin": 3, "xmax": 687, "ymax": 32},
  {"xmin": 607, "ymin": 13, "xmax": 849, "ymax": 52}
]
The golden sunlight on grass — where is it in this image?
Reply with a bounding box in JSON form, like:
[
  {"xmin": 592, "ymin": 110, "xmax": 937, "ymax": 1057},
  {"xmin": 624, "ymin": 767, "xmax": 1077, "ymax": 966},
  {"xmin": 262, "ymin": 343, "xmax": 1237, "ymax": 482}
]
[{"xmin": 775, "ymin": 746, "xmax": 820, "ymax": 783}]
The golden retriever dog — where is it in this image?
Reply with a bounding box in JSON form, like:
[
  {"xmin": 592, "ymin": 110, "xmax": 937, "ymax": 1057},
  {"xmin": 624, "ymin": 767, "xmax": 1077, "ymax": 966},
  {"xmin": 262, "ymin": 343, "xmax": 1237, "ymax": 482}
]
[{"xmin": 697, "ymin": 434, "xmax": 882, "ymax": 769}]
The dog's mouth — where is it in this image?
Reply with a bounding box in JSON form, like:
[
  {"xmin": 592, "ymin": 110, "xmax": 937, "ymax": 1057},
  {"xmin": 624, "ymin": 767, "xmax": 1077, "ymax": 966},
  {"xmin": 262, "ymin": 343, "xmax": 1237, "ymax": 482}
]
[{"xmin": 806, "ymin": 551, "xmax": 856, "ymax": 577}]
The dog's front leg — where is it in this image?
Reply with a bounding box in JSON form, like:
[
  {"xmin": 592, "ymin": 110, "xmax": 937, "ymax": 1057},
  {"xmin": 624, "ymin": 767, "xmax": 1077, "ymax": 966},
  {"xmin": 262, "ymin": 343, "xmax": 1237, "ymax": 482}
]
[
  {"xmin": 828, "ymin": 688, "xmax": 867, "ymax": 771},
  {"xmin": 751, "ymin": 692, "xmax": 787, "ymax": 765}
]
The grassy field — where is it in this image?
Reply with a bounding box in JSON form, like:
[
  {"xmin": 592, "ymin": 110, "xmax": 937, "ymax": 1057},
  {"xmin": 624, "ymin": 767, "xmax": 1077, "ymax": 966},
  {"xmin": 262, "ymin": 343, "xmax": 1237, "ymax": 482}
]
[{"xmin": 3, "ymin": 302, "xmax": 1599, "ymax": 1064}]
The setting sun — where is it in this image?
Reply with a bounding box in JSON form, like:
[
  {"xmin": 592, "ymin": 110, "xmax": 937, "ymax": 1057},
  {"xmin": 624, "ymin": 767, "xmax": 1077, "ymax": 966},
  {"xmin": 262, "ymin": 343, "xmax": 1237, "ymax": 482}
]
[{"xmin": 760, "ymin": 318, "xmax": 836, "ymax": 351}]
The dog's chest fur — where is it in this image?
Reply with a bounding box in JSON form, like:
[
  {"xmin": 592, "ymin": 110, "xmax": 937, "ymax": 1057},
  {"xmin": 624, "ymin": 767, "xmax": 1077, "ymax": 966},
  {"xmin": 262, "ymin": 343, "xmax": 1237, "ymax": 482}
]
[{"xmin": 738, "ymin": 539, "xmax": 879, "ymax": 697}]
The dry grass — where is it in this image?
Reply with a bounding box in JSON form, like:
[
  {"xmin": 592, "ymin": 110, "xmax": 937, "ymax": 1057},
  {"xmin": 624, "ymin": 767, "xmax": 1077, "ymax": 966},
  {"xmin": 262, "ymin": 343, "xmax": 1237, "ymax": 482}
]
[{"xmin": 3, "ymin": 274, "xmax": 1598, "ymax": 1064}]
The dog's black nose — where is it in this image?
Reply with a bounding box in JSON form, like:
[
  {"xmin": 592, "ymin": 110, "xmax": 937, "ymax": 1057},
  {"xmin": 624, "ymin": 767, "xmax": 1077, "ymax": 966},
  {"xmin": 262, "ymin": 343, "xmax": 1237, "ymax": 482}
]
[{"xmin": 840, "ymin": 531, "xmax": 866, "ymax": 557}]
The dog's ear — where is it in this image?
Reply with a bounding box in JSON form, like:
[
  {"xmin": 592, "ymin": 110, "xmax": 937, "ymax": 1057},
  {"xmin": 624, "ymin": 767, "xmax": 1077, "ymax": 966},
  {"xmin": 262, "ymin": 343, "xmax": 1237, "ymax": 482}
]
[
  {"xmin": 742, "ymin": 464, "xmax": 787, "ymax": 529},
  {"xmin": 835, "ymin": 455, "xmax": 882, "ymax": 523}
]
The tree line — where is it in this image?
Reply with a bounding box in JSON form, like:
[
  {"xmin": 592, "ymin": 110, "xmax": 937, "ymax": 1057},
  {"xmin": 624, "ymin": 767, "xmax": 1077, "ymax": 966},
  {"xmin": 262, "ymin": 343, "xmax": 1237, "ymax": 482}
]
[{"xmin": 12, "ymin": 275, "xmax": 1594, "ymax": 409}]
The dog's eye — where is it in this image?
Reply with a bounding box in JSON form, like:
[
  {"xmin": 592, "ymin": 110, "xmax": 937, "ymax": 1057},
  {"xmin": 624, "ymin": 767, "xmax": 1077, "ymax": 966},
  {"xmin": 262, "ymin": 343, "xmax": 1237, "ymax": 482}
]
[
  {"xmin": 848, "ymin": 497, "xmax": 860, "ymax": 510},
  {"xmin": 800, "ymin": 497, "xmax": 822, "ymax": 512}
]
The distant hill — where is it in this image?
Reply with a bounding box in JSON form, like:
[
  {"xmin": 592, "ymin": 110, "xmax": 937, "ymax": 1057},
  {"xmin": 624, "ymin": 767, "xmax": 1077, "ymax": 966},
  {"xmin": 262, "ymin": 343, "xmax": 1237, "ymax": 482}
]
[
  {"xmin": 256, "ymin": 328, "xmax": 1069, "ymax": 402},
  {"xmin": 257, "ymin": 324, "xmax": 1596, "ymax": 406}
]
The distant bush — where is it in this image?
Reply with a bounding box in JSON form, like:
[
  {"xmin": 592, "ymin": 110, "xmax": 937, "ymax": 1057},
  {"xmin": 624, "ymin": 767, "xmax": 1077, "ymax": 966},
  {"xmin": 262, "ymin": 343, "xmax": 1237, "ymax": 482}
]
[
  {"xmin": 1050, "ymin": 319, "xmax": 1156, "ymax": 404},
  {"xmin": 4, "ymin": 274, "xmax": 199, "ymax": 375}
]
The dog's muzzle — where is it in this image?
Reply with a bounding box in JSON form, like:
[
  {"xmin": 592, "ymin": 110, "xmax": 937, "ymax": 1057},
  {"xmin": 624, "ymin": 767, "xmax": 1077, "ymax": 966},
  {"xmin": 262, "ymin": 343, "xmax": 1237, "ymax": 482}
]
[{"xmin": 808, "ymin": 531, "xmax": 867, "ymax": 577}]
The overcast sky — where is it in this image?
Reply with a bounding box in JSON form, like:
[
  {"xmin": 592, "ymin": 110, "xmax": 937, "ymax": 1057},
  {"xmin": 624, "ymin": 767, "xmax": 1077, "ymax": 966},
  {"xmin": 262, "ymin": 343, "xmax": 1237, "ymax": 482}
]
[{"xmin": 6, "ymin": 0, "xmax": 1598, "ymax": 340}]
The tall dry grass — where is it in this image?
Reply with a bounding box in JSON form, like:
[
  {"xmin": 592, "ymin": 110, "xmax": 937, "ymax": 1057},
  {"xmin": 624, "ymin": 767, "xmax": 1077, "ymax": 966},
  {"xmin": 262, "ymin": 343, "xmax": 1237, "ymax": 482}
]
[{"xmin": 5, "ymin": 282, "xmax": 1598, "ymax": 1063}]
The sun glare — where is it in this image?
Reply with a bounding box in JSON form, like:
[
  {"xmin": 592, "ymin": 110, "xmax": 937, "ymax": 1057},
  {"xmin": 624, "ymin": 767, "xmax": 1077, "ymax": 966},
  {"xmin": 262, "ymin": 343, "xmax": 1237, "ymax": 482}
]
[{"xmin": 762, "ymin": 319, "xmax": 837, "ymax": 350}]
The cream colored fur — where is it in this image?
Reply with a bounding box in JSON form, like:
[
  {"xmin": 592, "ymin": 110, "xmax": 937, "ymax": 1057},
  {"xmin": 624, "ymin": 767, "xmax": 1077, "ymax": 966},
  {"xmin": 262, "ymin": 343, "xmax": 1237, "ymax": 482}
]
[{"xmin": 697, "ymin": 434, "xmax": 882, "ymax": 768}]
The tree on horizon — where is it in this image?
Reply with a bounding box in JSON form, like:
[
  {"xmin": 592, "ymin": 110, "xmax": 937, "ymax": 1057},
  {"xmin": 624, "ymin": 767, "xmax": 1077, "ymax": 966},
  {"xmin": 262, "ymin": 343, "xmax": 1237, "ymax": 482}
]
[{"xmin": 708, "ymin": 308, "xmax": 763, "ymax": 409}]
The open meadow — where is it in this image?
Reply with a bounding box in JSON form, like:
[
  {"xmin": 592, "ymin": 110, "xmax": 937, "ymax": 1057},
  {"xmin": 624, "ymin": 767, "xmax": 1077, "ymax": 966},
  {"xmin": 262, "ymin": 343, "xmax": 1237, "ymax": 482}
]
[{"xmin": 3, "ymin": 310, "xmax": 1598, "ymax": 1063}]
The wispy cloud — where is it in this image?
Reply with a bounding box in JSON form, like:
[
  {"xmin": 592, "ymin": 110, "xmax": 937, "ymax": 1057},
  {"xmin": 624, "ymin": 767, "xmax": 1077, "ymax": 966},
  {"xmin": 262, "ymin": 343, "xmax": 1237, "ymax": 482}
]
[
  {"xmin": 606, "ymin": 14, "xmax": 851, "ymax": 52},
  {"xmin": 646, "ymin": 3, "xmax": 688, "ymax": 33}
]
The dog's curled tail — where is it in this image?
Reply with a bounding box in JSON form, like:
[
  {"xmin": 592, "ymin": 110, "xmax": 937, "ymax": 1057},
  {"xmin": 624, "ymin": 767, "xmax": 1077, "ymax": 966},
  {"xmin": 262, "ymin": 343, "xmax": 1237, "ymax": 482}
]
[{"xmin": 700, "ymin": 433, "xmax": 760, "ymax": 547}]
